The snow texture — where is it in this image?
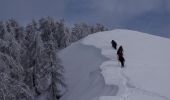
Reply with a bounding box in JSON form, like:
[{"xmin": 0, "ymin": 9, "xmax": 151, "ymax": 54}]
[
  {"xmin": 82, "ymin": 29, "xmax": 170, "ymax": 100},
  {"xmin": 59, "ymin": 29, "xmax": 170, "ymax": 100},
  {"xmin": 59, "ymin": 42, "xmax": 118, "ymax": 100}
]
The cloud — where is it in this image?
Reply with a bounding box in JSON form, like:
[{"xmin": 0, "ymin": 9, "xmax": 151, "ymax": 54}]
[
  {"xmin": 0, "ymin": 0, "xmax": 170, "ymax": 37},
  {"xmin": 91, "ymin": 0, "xmax": 165, "ymax": 21},
  {"xmin": 0, "ymin": 0, "xmax": 168, "ymax": 23},
  {"xmin": 0, "ymin": 0, "xmax": 67, "ymax": 24}
]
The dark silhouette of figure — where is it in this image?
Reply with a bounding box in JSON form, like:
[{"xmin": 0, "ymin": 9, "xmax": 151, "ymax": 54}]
[
  {"xmin": 117, "ymin": 46, "xmax": 123, "ymax": 56},
  {"xmin": 117, "ymin": 46, "xmax": 125, "ymax": 68},
  {"xmin": 111, "ymin": 40, "xmax": 117, "ymax": 49},
  {"xmin": 118, "ymin": 55, "xmax": 125, "ymax": 67}
]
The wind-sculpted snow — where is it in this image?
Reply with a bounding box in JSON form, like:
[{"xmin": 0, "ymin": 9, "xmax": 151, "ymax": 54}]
[
  {"xmin": 59, "ymin": 42, "xmax": 118, "ymax": 100},
  {"xmin": 82, "ymin": 29, "xmax": 170, "ymax": 100}
]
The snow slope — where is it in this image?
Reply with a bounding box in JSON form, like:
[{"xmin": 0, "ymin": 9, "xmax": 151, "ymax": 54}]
[
  {"xmin": 59, "ymin": 42, "xmax": 118, "ymax": 100},
  {"xmin": 59, "ymin": 29, "xmax": 170, "ymax": 100}
]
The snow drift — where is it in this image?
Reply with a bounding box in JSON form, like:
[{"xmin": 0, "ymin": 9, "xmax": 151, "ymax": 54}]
[{"xmin": 59, "ymin": 29, "xmax": 170, "ymax": 100}]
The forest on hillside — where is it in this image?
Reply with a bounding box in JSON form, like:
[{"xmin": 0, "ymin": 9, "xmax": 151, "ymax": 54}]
[{"xmin": 0, "ymin": 17, "xmax": 108, "ymax": 100}]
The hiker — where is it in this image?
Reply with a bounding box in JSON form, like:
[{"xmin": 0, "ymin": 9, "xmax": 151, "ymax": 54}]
[
  {"xmin": 117, "ymin": 46, "xmax": 125, "ymax": 68},
  {"xmin": 117, "ymin": 46, "xmax": 123, "ymax": 56},
  {"xmin": 111, "ymin": 40, "xmax": 117, "ymax": 49},
  {"xmin": 118, "ymin": 55, "xmax": 125, "ymax": 68}
]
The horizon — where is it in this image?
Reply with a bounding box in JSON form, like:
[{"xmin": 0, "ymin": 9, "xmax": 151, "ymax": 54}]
[{"xmin": 0, "ymin": 0, "xmax": 170, "ymax": 38}]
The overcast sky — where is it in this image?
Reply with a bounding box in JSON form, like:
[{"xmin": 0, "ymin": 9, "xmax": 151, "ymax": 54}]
[{"xmin": 0, "ymin": 0, "xmax": 170, "ymax": 37}]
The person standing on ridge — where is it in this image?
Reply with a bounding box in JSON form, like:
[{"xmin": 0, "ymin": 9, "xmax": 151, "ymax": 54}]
[
  {"xmin": 111, "ymin": 40, "xmax": 117, "ymax": 49},
  {"xmin": 117, "ymin": 46, "xmax": 125, "ymax": 68}
]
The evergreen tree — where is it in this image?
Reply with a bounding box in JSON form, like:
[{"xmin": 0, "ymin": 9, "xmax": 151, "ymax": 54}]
[
  {"xmin": 39, "ymin": 18, "xmax": 71, "ymax": 49},
  {"xmin": 54, "ymin": 19, "xmax": 71, "ymax": 49},
  {"xmin": 0, "ymin": 21, "xmax": 5, "ymax": 39},
  {"xmin": 71, "ymin": 23, "xmax": 91, "ymax": 42},
  {"xmin": 0, "ymin": 52, "xmax": 33, "ymax": 100},
  {"xmin": 22, "ymin": 21, "xmax": 39, "ymax": 96},
  {"xmin": 0, "ymin": 17, "xmax": 108, "ymax": 100},
  {"xmin": 0, "ymin": 20, "xmax": 34, "ymax": 99},
  {"xmin": 39, "ymin": 17, "xmax": 59, "ymax": 49},
  {"xmin": 94, "ymin": 23, "xmax": 108, "ymax": 32},
  {"xmin": 37, "ymin": 25, "xmax": 66, "ymax": 99}
]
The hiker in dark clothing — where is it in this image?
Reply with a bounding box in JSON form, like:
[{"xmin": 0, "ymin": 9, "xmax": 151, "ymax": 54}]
[
  {"xmin": 117, "ymin": 46, "xmax": 125, "ymax": 68},
  {"xmin": 111, "ymin": 40, "xmax": 117, "ymax": 49},
  {"xmin": 118, "ymin": 55, "xmax": 125, "ymax": 68},
  {"xmin": 117, "ymin": 46, "xmax": 123, "ymax": 56}
]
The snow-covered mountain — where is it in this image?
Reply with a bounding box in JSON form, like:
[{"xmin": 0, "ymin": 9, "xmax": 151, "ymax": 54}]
[{"xmin": 58, "ymin": 29, "xmax": 170, "ymax": 100}]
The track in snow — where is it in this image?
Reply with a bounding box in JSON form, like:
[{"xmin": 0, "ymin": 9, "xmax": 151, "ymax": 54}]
[{"xmin": 98, "ymin": 47, "xmax": 170, "ymax": 100}]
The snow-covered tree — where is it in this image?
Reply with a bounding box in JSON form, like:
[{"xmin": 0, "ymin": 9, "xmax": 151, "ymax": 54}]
[
  {"xmin": 0, "ymin": 19, "xmax": 34, "ymax": 100},
  {"xmin": 39, "ymin": 17, "xmax": 59, "ymax": 49},
  {"xmin": 3, "ymin": 19, "xmax": 24, "ymax": 64},
  {"xmin": 0, "ymin": 21, "xmax": 5, "ymax": 39},
  {"xmin": 94, "ymin": 23, "xmax": 108, "ymax": 32},
  {"xmin": 0, "ymin": 17, "xmax": 108, "ymax": 100},
  {"xmin": 71, "ymin": 23, "xmax": 92, "ymax": 42},
  {"xmin": 5, "ymin": 19, "xmax": 25, "ymax": 44},
  {"xmin": 21, "ymin": 21, "xmax": 39, "ymax": 96},
  {"xmin": 39, "ymin": 17, "xmax": 71, "ymax": 49},
  {"xmin": 22, "ymin": 20, "xmax": 66, "ymax": 99},
  {"xmin": 43, "ymin": 40, "xmax": 66, "ymax": 100},
  {"xmin": 54, "ymin": 19, "xmax": 71, "ymax": 49},
  {"xmin": 0, "ymin": 40, "xmax": 33, "ymax": 100},
  {"xmin": 37, "ymin": 23, "xmax": 66, "ymax": 99}
]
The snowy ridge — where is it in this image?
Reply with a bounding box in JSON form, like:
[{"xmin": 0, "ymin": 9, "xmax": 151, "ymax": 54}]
[
  {"xmin": 59, "ymin": 42, "xmax": 119, "ymax": 100},
  {"xmin": 82, "ymin": 29, "xmax": 170, "ymax": 100}
]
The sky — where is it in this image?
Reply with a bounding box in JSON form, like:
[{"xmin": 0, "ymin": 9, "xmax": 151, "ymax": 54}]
[{"xmin": 0, "ymin": 0, "xmax": 170, "ymax": 37}]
